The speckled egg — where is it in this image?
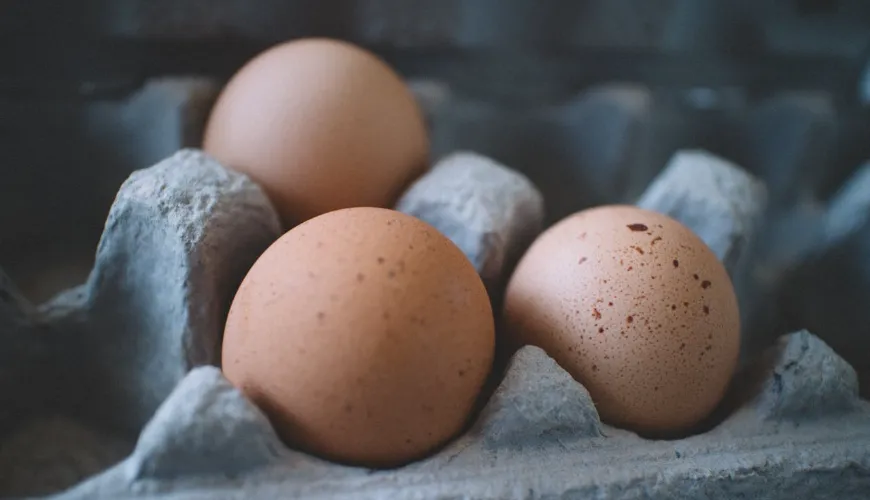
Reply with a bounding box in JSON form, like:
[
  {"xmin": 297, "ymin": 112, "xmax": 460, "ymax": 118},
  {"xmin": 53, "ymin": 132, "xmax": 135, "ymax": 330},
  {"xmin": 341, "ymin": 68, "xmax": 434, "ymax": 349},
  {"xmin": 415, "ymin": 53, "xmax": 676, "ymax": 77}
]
[
  {"xmin": 221, "ymin": 207, "xmax": 495, "ymax": 468},
  {"xmin": 503, "ymin": 205, "xmax": 740, "ymax": 434}
]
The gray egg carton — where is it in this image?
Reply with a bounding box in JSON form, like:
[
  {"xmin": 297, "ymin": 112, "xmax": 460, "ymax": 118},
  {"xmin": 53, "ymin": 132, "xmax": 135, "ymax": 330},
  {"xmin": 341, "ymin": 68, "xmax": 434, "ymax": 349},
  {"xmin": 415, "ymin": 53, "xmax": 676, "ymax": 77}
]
[
  {"xmin": 2, "ymin": 76, "xmax": 870, "ymax": 499},
  {"xmin": 2, "ymin": 146, "xmax": 869, "ymax": 500}
]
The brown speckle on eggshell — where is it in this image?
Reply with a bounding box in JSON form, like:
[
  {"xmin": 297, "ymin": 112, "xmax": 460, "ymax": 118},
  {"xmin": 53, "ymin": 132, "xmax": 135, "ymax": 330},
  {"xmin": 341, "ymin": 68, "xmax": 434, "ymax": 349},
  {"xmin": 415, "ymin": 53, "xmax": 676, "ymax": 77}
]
[{"xmin": 504, "ymin": 205, "xmax": 740, "ymax": 434}]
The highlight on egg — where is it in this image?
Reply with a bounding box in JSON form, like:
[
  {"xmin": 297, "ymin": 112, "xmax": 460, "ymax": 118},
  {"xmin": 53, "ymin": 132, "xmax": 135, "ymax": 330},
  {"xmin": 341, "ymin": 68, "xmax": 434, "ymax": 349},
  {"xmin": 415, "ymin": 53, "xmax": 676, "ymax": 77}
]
[
  {"xmin": 221, "ymin": 207, "xmax": 495, "ymax": 468},
  {"xmin": 503, "ymin": 205, "xmax": 741, "ymax": 435},
  {"xmin": 203, "ymin": 38, "xmax": 429, "ymax": 228}
]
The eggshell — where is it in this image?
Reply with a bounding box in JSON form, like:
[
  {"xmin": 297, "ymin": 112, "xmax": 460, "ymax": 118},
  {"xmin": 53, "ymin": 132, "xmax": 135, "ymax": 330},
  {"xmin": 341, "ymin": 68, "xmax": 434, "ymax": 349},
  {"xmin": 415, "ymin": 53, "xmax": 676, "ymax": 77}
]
[
  {"xmin": 203, "ymin": 38, "xmax": 429, "ymax": 227},
  {"xmin": 222, "ymin": 207, "xmax": 495, "ymax": 468},
  {"xmin": 504, "ymin": 205, "xmax": 740, "ymax": 434}
]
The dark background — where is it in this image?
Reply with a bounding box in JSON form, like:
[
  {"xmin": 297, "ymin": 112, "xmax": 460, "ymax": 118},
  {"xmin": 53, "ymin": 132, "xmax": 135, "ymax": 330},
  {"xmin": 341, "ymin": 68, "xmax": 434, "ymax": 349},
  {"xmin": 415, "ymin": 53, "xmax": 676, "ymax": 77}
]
[{"xmin": 2, "ymin": 0, "xmax": 870, "ymax": 302}]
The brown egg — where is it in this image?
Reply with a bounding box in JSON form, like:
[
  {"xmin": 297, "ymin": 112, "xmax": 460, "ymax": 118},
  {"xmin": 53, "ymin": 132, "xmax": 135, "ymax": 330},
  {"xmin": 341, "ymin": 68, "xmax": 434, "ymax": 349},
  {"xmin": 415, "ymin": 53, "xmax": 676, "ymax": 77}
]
[
  {"xmin": 504, "ymin": 205, "xmax": 740, "ymax": 434},
  {"xmin": 222, "ymin": 207, "xmax": 494, "ymax": 468},
  {"xmin": 203, "ymin": 38, "xmax": 429, "ymax": 227}
]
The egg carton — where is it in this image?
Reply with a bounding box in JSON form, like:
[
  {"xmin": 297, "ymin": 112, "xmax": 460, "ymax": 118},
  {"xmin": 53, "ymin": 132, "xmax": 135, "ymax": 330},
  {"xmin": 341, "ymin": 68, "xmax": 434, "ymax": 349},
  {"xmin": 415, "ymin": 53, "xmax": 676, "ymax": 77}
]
[
  {"xmin": 18, "ymin": 0, "xmax": 867, "ymax": 62},
  {"xmin": 2, "ymin": 136, "xmax": 869, "ymax": 499}
]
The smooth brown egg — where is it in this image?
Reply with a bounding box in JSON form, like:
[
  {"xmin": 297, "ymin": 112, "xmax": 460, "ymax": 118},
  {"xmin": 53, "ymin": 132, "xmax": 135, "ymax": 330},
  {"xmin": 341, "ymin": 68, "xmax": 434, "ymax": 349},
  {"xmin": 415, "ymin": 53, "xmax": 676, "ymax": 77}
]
[
  {"xmin": 203, "ymin": 38, "xmax": 429, "ymax": 227},
  {"xmin": 222, "ymin": 207, "xmax": 494, "ymax": 468},
  {"xmin": 504, "ymin": 205, "xmax": 740, "ymax": 434}
]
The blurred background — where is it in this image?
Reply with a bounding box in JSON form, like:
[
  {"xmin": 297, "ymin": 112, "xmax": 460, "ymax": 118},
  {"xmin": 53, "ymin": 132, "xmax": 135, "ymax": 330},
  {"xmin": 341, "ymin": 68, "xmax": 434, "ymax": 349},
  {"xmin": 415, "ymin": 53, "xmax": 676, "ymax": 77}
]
[{"xmin": 1, "ymin": 0, "xmax": 869, "ymax": 303}]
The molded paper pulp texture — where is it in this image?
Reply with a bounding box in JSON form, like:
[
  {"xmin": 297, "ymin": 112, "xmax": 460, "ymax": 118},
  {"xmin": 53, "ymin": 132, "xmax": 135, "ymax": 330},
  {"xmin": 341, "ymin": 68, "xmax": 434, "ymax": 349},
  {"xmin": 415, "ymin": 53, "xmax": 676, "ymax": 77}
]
[{"xmin": 1, "ymin": 144, "xmax": 869, "ymax": 499}]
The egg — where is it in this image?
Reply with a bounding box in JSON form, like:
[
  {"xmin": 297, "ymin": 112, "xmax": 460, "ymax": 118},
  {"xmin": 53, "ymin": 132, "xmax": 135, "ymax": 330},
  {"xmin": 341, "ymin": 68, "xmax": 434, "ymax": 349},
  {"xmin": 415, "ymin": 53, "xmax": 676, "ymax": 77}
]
[
  {"xmin": 221, "ymin": 207, "xmax": 495, "ymax": 468},
  {"xmin": 203, "ymin": 38, "xmax": 429, "ymax": 227},
  {"xmin": 503, "ymin": 205, "xmax": 740, "ymax": 434}
]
